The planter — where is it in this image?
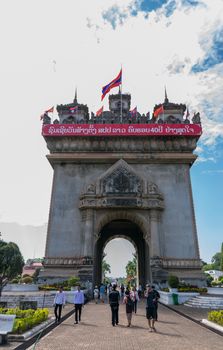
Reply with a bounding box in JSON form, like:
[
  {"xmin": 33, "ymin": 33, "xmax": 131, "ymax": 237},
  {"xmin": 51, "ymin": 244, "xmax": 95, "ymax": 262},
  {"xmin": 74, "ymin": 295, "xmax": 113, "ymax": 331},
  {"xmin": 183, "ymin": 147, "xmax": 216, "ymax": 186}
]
[
  {"xmin": 159, "ymin": 291, "xmax": 199, "ymax": 305},
  {"xmin": 3, "ymin": 284, "xmax": 39, "ymax": 292}
]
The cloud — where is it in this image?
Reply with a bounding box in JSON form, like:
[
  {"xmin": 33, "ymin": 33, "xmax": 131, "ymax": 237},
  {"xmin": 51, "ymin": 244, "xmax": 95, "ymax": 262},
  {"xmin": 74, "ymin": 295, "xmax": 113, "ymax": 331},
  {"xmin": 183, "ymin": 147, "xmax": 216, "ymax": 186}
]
[
  {"xmin": 192, "ymin": 27, "xmax": 223, "ymax": 72},
  {"xmin": 201, "ymin": 169, "xmax": 223, "ymax": 174},
  {"xmin": 196, "ymin": 156, "xmax": 215, "ymax": 163}
]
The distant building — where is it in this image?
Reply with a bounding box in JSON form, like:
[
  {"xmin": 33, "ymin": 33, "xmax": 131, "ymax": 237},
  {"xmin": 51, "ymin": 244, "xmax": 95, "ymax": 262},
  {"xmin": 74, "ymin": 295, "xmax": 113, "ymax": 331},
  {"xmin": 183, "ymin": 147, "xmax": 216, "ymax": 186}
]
[
  {"xmin": 22, "ymin": 260, "xmax": 43, "ymax": 277},
  {"xmin": 204, "ymin": 270, "xmax": 223, "ymax": 281}
]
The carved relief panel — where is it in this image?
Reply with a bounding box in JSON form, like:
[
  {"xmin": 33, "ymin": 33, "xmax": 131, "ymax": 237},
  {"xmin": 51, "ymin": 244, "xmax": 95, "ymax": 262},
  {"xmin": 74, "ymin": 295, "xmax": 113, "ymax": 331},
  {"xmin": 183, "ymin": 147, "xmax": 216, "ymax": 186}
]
[{"xmin": 79, "ymin": 159, "xmax": 164, "ymax": 210}]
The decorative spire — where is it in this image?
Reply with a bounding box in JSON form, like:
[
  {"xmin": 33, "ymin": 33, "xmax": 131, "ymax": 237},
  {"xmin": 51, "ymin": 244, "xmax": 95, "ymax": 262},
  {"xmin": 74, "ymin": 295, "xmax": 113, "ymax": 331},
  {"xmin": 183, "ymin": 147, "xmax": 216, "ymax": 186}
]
[
  {"xmin": 164, "ymin": 85, "xmax": 169, "ymax": 104},
  {"xmin": 73, "ymin": 88, "xmax": 78, "ymax": 104}
]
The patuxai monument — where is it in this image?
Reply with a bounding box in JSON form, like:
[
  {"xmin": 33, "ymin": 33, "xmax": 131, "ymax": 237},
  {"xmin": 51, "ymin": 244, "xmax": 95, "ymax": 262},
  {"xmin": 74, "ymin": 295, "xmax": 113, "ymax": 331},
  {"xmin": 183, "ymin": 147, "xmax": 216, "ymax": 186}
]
[{"xmin": 40, "ymin": 83, "xmax": 205, "ymax": 288}]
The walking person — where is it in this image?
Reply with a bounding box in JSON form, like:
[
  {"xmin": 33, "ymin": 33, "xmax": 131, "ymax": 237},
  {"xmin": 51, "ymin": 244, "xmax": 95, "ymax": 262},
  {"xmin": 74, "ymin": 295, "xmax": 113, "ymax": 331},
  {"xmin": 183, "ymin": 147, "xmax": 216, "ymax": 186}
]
[
  {"xmin": 73, "ymin": 285, "xmax": 84, "ymax": 324},
  {"xmin": 109, "ymin": 284, "xmax": 120, "ymax": 326},
  {"xmin": 152, "ymin": 285, "xmax": 160, "ymax": 321},
  {"xmin": 120, "ymin": 284, "xmax": 125, "ymax": 299},
  {"xmin": 99, "ymin": 283, "xmax": 105, "ymax": 303},
  {"xmin": 93, "ymin": 285, "xmax": 99, "ymax": 304},
  {"xmin": 145, "ymin": 285, "xmax": 157, "ymax": 332},
  {"xmin": 53, "ymin": 286, "xmax": 66, "ymax": 324},
  {"xmin": 138, "ymin": 284, "xmax": 142, "ymax": 298},
  {"xmin": 131, "ymin": 286, "xmax": 139, "ymax": 314},
  {"xmin": 123, "ymin": 290, "xmax": 134, "ymax": 327}
]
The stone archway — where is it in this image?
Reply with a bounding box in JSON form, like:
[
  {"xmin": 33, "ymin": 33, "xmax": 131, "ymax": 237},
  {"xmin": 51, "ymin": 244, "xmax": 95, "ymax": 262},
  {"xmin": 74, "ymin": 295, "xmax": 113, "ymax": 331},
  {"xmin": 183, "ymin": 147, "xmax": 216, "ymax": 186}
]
[{"xmin": 93, "ymin": 219, "xmax": 150, "ymax": 287}]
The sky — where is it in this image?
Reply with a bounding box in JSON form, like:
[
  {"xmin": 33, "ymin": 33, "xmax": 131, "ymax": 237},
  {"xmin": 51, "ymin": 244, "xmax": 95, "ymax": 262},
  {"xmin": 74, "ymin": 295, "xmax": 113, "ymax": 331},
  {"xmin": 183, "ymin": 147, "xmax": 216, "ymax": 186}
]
[{"xmin": 0, "ymin": 0, "xmax": 223, "ymax": 268}]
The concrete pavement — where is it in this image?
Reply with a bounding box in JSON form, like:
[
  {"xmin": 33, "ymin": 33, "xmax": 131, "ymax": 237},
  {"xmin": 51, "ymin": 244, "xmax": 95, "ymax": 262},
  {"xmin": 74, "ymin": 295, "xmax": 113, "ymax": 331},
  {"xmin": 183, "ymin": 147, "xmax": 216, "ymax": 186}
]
[{"xmin": 32, "ymin": 300, "xmax": 222, "ymax": 350}]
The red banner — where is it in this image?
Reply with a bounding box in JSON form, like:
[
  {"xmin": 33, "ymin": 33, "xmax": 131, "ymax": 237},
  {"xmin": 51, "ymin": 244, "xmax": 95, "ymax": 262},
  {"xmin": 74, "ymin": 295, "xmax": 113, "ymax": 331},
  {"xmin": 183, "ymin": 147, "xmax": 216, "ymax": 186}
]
[{"xmin": 42, "ymin": 123, "xmax": 202, "ymax": 137}]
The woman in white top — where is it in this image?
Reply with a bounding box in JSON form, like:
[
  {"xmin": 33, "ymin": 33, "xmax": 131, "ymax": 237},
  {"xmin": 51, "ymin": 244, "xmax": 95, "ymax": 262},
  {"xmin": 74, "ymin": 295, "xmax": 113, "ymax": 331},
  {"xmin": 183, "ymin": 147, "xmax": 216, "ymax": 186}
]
[
  {"xmin": 93, "ymin": 286, "xmax": 99, "ymax": 304},
  {"xmin": 131, "ymin": 286, "xmax": 139, "ymax": 314}
]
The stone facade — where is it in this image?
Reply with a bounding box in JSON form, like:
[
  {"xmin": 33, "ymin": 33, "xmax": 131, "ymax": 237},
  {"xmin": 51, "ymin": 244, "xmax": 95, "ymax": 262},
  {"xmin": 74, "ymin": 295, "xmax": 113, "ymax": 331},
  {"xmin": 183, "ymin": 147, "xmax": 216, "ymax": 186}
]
[{"xmin": 40, "ymin": 93, "xmax": 204, "ymax": 287}]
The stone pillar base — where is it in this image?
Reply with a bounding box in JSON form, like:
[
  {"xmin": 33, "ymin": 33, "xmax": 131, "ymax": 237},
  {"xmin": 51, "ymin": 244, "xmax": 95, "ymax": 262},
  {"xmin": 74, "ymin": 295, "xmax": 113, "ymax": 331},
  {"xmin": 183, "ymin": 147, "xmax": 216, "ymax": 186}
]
[{"xmin": 38, "ymin": 257, "xmax": 94, "ymax": 286}]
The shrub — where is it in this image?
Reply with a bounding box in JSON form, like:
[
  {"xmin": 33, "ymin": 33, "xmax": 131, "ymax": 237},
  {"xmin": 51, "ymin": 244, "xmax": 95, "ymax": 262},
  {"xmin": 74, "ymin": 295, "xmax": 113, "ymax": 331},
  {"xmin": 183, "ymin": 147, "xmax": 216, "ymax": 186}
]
[
  {"xmin": 168, "ymin": 275, "xmax": 179, "ymax": 288},
  {"xmin": 68, "ymin": 277, "xmax": 80, "ymax": 288},
  {"xmin": 211, "ymin": 281, "xmax": 222, "ymax": 287},
  {"xmin": 22, "ymin": 276, "xmax": 33, "ymax": 284},
  {"xmin": 0, "ymin": 307, "xmax": 49, "ymax": 334},
  {"xmin": 178, "ymin": 287, "xmax": 207, "ymax": 293},
  {"xmin": 11, "ymin": 279, "xmax": 19, "ymax": 284},
  {"xmin": 208, "ymin": 310, "xmax": 223, "ymax": 327},
  {"xmin": 39, "ymin": 285, "xmax": 70, "ymax": 291}
]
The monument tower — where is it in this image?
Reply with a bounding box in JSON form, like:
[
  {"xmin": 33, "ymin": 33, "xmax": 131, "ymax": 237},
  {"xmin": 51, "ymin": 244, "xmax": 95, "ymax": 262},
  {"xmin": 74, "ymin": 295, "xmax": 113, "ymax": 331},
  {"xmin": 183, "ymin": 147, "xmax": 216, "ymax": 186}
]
[{"xmin": 40, "ymin": 89, "xmax": 204, "ymax": 287}]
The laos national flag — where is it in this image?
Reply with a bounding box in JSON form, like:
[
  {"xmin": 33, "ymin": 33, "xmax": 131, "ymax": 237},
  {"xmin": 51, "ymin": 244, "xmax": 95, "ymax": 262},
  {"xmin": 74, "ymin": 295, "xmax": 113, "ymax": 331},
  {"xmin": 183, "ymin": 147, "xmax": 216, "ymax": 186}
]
[{"xmin": 101, "ymin": 69, "xmax": 122, "ymax": 101}]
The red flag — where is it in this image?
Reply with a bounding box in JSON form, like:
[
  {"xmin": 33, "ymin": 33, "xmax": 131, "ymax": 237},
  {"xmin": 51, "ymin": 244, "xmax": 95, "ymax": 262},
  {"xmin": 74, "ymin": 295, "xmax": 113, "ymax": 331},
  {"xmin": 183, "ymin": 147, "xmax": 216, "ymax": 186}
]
[
  {"xmin": 101, "ymin": 69, "xmax": 122, "ymax": 101},
  {"xmin": 45, "ymin": 106, "xmax": 54, "ymax": 113},
  {"xmin": 96, "ymin": 106, "xmax": 104, "ymax": 117},
  {"xmin": 40, "ymin": 106, "xmax": 54, "ymax": 120},
  {"xmin": 69, "ymin": 106, "xmax": 78, "ymax": 113},
  {"xmin": 154, "ymin": 105, "xmax": 164, "ymax": 118},
  {"xmin": 130, "ymin": 106, "xmax": 137, "ymax": 117}
]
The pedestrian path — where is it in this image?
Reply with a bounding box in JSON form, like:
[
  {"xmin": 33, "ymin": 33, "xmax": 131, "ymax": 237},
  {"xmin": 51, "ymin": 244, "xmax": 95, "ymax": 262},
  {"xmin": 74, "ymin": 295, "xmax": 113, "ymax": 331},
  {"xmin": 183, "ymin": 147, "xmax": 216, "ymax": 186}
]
[{"xmin": 33, "ymin": 301, "xmax": 222, "ymax": 350}]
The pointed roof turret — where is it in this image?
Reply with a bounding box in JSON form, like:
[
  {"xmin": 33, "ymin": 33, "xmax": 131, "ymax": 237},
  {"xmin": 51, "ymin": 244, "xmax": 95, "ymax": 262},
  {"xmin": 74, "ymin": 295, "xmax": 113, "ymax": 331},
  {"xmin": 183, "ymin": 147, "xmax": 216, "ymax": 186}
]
[
  {"xmin": 73, "ymin": 88, "xmax": 78, "ymax": 104},
  {"xmin": 164, "ymin": 86, "xmax": 169, "ymax": 104}
]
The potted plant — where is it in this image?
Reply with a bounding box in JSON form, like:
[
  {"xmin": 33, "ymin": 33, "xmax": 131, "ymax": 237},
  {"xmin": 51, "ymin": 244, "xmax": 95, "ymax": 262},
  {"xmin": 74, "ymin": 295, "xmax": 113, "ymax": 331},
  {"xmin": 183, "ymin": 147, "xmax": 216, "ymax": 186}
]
[
  {"xmin": 68, "ymin": 276, "xmax": 80, "ymax": 290},
  {"xmin": 168, "ymin": 275, "xmax": 179, "ymax": 292}
]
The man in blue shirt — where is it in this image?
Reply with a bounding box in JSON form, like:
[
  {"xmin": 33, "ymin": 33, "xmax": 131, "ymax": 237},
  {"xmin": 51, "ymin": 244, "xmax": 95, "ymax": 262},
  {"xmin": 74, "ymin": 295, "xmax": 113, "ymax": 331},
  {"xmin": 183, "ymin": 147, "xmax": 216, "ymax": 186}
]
[
  {"xmin": 53, "ymin": 286, "xmax": 66, "ymax": 323},
  {"xmin": 73, "ymin": 285, "xmax": 84, "ymax": 324}
]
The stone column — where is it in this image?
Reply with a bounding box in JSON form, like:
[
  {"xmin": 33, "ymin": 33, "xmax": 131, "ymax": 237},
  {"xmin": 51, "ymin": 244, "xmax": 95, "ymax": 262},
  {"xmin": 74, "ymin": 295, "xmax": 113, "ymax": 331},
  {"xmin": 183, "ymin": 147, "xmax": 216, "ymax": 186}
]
[
  {"xmin": 83, "ymin": 209, "xmax": 94, "ymax": 257},
  {"xmin": 149, "ymin": 210, "xmax": 160, "ymax": 257},
  {"xmin": 144, "ymin": 239, "xmax": 151, "ymax": 284}
]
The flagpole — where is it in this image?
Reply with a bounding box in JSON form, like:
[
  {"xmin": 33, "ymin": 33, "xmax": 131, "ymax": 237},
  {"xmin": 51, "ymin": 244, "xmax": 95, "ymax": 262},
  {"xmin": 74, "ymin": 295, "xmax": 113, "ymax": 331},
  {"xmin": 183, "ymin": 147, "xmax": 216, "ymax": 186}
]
[{"xmin": 120, "ymin": 65, "xmax": 122, "ymax": 123}]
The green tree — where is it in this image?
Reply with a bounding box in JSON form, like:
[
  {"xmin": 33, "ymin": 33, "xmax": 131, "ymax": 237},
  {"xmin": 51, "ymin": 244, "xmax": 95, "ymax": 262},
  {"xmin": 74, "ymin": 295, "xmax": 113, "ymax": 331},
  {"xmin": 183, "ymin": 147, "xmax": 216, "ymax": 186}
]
[
  {"xmin": 125, "ymin": 255, "xmax": 137, "ymax": 285},
  {"xmin": 0, "ymin": 239, "xmax": 24, "ymax": 296},
  {"xmin": 211, "ymin": 252, "xmax": 222, "ymax": 270},
  {"xmin": 202, "ymin": 263, "xmax": 215, "ymax": 272},
  {"xmin": 102, "ymin": 259, "xmax": 111, "ymax": 279},
  {"xmin": 32, "ymin": 268, "xmax": 41, "ymax": 283},
  {"xmin": 220, "ymin": 242, "xmax": 223, "ymax": 271}
]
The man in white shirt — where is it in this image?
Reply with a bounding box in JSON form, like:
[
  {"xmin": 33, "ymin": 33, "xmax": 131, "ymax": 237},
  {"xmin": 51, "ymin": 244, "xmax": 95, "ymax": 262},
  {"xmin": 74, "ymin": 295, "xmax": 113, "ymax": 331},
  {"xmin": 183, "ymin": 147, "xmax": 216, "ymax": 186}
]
[
  {"xmin": 73, "ymin": 285, "xmax": 85, "ymax": 324},
  {"xmin": 53, "ymin": 286, "xmax": 66, "ymax": 323}
]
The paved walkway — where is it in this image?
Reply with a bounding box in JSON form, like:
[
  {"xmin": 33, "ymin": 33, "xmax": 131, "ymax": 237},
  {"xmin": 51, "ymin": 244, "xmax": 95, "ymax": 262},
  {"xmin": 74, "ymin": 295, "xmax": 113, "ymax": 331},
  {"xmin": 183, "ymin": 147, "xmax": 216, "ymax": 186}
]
[{"xmin": 32, "ymin": 301, "xmax": 222, "ymax": 350}]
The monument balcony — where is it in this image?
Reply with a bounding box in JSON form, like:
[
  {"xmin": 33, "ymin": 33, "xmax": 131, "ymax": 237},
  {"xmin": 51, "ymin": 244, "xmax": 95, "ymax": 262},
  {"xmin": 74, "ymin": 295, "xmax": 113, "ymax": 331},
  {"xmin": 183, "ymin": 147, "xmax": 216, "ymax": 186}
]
[
  {"xmin": 44, "ymin": 257, "xmax": 93, "ymax": 267},
  {"xmin": 162, "ymin": 258, "xmax": 203, "ymax": 269}
]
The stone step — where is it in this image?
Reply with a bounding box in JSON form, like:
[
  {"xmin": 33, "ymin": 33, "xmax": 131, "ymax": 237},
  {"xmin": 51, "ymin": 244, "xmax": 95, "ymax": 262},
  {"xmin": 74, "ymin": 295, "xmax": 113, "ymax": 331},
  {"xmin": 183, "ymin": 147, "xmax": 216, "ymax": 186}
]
[{"xmin": 184, "ymin": 295, "xmax": 223, "ymax": 309}]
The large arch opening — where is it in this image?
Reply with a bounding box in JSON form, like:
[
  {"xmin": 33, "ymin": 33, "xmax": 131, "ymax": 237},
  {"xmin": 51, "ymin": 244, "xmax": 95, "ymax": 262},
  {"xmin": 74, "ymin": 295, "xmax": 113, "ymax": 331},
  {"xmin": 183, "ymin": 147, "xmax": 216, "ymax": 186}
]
[
  {"xmin": 93, "ymin": 219, "xmax": 150, "ymax": 287},
  {"xmin": 104, "ymin": 237, "xmax": 137, "ymax": 285}
]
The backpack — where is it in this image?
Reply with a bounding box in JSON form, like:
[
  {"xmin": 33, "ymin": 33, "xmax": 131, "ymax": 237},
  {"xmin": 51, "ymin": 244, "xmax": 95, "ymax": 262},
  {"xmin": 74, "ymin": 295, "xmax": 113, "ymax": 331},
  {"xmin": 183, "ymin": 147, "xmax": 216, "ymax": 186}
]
[{"xmin": 126, "ymin": 296, "xmax": 133, "ymax": 308}]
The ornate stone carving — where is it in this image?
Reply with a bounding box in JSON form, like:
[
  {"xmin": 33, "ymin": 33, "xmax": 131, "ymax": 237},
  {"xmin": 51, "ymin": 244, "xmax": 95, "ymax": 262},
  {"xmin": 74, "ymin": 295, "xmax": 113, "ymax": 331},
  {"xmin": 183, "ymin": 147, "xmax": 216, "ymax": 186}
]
[
  {"xmin": 162, "ymin": 258, "xmax": 202, "ymax": 269},
  {"xmin": 150, "ymin": 257, "xmax": 163, "ymax": 267},
  {"xmin": 44, "ymin": 256, "xmax": 93, "ymax": 267},
  {"xmin": 192, "ymin": 112, "xmax": 201, "ymax": 124},
  {"xmin": 101, "ymin": 160, "xmax": 142, "ymax": 195},
  {"xmin": 148, "ymin": 182, "xmax": 159, "ymax": 194},
  {"xmin": 45, "ymin": 136, "xmax": 199, "ymax": 154},
  {"xmin": 79, "ymin": 159, "xmax": 165, "ymax": 210}
]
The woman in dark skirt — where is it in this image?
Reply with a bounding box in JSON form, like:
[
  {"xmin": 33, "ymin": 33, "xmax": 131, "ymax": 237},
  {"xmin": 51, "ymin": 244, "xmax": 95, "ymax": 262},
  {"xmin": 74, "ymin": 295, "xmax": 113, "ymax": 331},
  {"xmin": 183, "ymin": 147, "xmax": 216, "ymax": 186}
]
[{"xmin": 123, "ymin": 290, "xmax": 134, "ymax": 327}]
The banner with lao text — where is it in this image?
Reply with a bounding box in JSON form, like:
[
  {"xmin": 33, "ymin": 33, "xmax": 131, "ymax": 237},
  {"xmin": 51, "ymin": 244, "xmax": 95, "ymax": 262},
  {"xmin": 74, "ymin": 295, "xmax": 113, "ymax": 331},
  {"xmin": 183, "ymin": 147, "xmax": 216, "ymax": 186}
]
[{"xmin": 42, "ymin": 124, "xmax": 202, "ymax": 137}]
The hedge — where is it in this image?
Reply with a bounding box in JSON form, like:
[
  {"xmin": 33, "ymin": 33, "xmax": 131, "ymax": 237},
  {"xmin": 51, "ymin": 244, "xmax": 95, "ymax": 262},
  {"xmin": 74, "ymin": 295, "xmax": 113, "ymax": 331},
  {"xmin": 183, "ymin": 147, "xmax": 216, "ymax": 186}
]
[
  {"xmin": 208, "ymin": 310, "xmax": 223, "ymax": 327},
  {"xmin": 0, "ymin": 308, "xmax": 49, "ymax": 334}
]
